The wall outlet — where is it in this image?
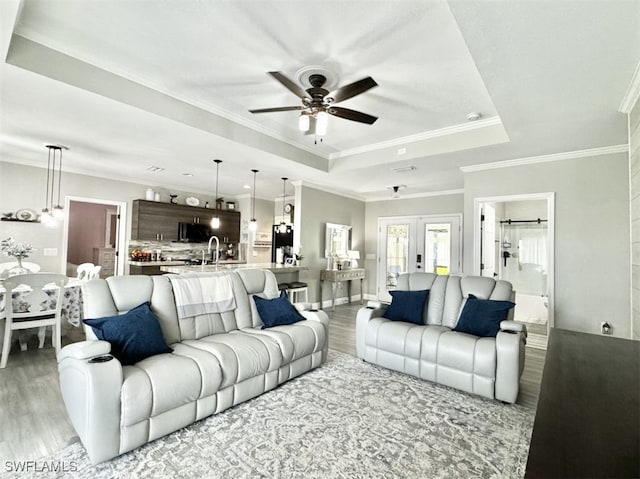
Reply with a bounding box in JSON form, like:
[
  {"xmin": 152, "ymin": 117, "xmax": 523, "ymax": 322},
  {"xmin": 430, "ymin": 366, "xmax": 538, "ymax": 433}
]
[
  {"xmin": 601, "ymin": 321, "xmax": 612, "ymax": 335},
  {"xmin": 43, "ymin": 248, "xmax": 58, "ymax": 256}
]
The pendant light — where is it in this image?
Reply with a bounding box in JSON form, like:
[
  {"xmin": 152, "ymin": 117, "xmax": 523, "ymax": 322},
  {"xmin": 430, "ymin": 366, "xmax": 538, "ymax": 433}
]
[
  {"xmin": 249, "ymin": 169, "xmax": 258, "ymax": 231},
  {"xmin": 41, "ymin": 144, "xmax": 67, "ymax": 226},
  {"xmin": 278, "ymin": 177, "xmax": 288, "ymax": 234},
  {"xmin": 211, "ymin": 159, "xmax": 222, "ymax": 229}
]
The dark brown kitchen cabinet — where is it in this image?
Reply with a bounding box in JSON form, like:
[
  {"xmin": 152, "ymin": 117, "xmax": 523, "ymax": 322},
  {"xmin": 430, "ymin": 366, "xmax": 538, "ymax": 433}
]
[{"xmin": 131, "ymin": 200, "xmax": 240, "ymax": 243}]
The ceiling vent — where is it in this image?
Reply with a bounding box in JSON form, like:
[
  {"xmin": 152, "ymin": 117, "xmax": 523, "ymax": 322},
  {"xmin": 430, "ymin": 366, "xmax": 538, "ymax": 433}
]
[{"xmin": 391, "ymin": 165, "xmax": 417, "ymax": 174}]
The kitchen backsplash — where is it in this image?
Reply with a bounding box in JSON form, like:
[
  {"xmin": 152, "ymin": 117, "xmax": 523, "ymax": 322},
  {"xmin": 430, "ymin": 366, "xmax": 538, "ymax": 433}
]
[{"xmin": 128, "ymin": 240, "xmax": 240, "ymax": 261}]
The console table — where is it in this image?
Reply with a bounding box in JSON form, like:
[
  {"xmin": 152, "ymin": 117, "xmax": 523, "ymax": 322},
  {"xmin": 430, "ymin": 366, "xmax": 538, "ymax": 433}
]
[
  {"xmin": 525, "ymin": 328, "xmax": 639, "ymax": 478},
  {"xmin": 320, "ymin": 268, "xmax": 365, "ymax": 311}
]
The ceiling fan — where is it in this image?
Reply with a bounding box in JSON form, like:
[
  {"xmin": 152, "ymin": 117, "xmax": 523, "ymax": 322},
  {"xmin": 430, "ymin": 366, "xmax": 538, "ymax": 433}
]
[{"xmin": 249, "ymin": 71, "xmax": 378, "ymax": 136}]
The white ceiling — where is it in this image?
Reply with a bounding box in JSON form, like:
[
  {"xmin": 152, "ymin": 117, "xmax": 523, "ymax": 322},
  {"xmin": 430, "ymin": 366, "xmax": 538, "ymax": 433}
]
[{"xmin": 0, "ymin": 0, "xmax": 638, "ymax": 201}]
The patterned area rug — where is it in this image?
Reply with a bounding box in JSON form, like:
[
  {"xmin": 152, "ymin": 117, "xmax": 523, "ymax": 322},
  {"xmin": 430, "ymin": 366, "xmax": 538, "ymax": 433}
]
[{"xmin": 20, "ymin": 351, "xmax": 534, "ymax": 479}]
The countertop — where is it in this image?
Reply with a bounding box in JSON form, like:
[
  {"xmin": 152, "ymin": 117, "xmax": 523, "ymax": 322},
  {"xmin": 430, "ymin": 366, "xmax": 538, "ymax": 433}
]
[
  {"xmin": 159, "ymin": 263, "xmax": 307, "ymax": 274},
  {"xmin": 129, "ymin": 260, "xmax": 246, "ymax": 266}
]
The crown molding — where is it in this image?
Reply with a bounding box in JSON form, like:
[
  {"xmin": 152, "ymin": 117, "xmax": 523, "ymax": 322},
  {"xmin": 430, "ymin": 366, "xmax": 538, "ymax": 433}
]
[
  {"xmin": 459, "ymin": 144, "xmax": 629, "ymax": 173},
  {"xmin": 619, "ymin": 60, "xmax": 640, "ymax": 114},
  {"xmin": 329, "ymin": 116, "xmax": 502, "ymax": 160},
  {"xmin": 365, "ymin": 188, "xmax": 465, "ymax": 203}
]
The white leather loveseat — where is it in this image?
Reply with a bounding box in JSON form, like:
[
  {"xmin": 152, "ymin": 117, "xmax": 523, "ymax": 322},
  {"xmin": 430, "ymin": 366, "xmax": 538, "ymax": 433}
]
[
  {"xmin": 356, "ymin": 273, "xmax": 526, "ymax": 403},
  {"xmin": 57, "ymin": 269, "xmax": 328, "ymax": 464}
]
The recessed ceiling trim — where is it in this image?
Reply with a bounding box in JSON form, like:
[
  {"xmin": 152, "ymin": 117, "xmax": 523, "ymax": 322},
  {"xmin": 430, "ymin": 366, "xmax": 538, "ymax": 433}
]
[
  {"xmin": 329, "ymin": 116, "xmax": 502, "ymax": 160},
  {"xmin": 460, "ymin": 144, "xmax": 629, "ymax": 173},
  {"xmin": 291, "ymin": 179, "xmax": 367, "ymax": 202},
  {"xmin": 619, "ymin": 60, "xmax": 640, "ymax": 114}
]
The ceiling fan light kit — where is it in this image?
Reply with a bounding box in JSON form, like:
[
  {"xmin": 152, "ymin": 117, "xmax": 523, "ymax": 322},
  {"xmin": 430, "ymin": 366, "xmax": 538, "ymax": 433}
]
[{"xmin": 249, "ymin": 67, "xmax": 378, "ymax": 138}]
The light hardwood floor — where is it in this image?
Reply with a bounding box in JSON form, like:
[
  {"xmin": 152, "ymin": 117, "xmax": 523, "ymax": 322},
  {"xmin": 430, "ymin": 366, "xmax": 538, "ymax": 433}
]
[{"xmin": 0, "ymin": 303, "xmax": 545, "ymax": 462}]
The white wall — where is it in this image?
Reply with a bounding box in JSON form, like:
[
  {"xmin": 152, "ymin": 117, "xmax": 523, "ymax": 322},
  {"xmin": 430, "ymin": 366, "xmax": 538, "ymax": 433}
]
[
  {"xmin": 630, "ymin": 96, "xmax": 640, "ymax": 340},
  {"xmin": 463, "ymin": 152, "xmax": 631, "ymax": 338}
]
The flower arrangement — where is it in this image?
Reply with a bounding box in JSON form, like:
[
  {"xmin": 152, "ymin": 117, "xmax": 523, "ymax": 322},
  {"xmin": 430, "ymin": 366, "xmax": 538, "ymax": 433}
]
[
  {"xmin": 294, "ymin": 244, "xmax": 304, "ymax": 262},
  {"xmin": 1, "ymin": 237, "xmax": 35, "ymax": 259}
]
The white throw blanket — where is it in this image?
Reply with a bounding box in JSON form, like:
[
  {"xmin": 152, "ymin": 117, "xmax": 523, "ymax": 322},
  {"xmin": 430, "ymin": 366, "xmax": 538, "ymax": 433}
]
[{"xmin": 168, "ymin": 272, "xmax": 236, "ymax": 319}]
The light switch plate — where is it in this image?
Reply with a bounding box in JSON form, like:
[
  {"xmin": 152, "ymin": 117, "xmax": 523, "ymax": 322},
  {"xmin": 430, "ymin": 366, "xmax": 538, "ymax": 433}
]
[{"xmin": 43, "ymin": 248, "xmax": 58, "ymax": 256}]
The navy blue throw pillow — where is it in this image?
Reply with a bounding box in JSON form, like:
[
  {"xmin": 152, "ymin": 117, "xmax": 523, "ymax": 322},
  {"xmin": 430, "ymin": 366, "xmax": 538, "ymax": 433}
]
[
  {"xmin": 83, "ymin": 302, "xmax": 173, "ymax": 365},
  {"xmin": 253, "ymin": 290, "xmax": 306, "ymax": 329},
  {"xmin": 383, "ymin": 289, "xmax": 429, "ymax": 325},
  {"xmin": 453, "ymin": 294, "xmax": 516, "ymax": 337}
]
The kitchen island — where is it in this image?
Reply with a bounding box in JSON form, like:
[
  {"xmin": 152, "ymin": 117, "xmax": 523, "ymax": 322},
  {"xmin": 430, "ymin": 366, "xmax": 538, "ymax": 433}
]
[{"xmin": 159, "ymin": 263, "xmax": 306, "ymax": 274}]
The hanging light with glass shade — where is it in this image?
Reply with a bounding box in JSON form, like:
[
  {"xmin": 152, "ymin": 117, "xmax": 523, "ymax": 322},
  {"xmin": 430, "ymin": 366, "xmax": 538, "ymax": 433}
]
[
  {"xmin": 249, "ymin": 169, "xmax": 258, "ymax": 232},
  {"xmin": 41, "ymin": 144, "xmax": 67, "ymax": 226},
  {"xmin": 278, "ymin": 177, "xmax": 288, "ymax": 234},
  {"xmin": 211, "ymin": 159, "xmax": 222, "ymax": 229}
]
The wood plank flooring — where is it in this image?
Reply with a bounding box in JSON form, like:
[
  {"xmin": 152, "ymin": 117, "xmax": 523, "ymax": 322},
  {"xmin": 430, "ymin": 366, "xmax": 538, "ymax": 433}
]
[{"xmin": 0, "ymin": 303, "xmax": 544, "ymax": 462}]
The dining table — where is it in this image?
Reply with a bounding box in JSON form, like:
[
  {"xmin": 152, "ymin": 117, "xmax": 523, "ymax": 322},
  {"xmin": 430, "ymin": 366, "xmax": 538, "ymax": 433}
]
[{"xmin": 0, "ymin": 277, "xmax": 84, "ymax": 350}]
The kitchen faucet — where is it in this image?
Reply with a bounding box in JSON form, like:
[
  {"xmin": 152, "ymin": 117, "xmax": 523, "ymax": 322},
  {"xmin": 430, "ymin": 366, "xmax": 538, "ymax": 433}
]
[{"xmin": 207, "ymin": 235, "xmax": 220, "ymax": 269}]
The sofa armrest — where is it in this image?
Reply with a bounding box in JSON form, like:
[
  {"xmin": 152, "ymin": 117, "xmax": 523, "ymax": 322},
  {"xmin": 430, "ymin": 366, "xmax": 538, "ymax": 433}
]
[
  {"xmin": 500, "ymin": 320, "xmax": 527, "ymax": 336},
  {"xmin": 356, "ymin": 303, "xmax": 388, "ymax": 359},
  {"xmin": 57, "ymin": 340, "xmax": 111, "ymax": 361},
  {"xmin": 299, "ymin": 309, "xmax": 330, "ymax": 363},
  {"xmin": 294, "ymin": 302, "xmax": 313, "ymax": 311},
  {"xmin": 57, "ymin": 341, "xmax": 124, "ymax": 464},
  {"xmin": 495, "ymin": 328, "xmax": 527, "ymax": 403}
]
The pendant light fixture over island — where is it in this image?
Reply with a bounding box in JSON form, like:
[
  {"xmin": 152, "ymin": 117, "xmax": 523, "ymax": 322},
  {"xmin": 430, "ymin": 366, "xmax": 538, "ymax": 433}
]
[{"xmin": 211, "ymin": 159, "xmax": 222, "ymax": 229}]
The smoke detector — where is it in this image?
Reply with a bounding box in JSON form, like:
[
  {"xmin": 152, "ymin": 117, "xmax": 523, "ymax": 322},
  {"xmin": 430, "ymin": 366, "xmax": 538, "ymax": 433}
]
[{"xmin": 466, "ymin": 112, "xmax": 482, "ymax": 121}]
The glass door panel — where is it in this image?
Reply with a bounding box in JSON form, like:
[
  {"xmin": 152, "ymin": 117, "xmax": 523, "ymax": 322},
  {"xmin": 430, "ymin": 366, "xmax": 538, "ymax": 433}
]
[
  {"xmin": 424, "ymin": 223, "xmax": 451, "ymax": 274},
  {"xmin": 385, "ymin": 224, "xmax": 410, "ymax": 289}
]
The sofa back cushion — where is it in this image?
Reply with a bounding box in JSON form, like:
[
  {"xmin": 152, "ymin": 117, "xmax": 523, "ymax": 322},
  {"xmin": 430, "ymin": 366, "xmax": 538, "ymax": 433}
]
[
  {"xmin": 235, "ymin": 269, "xmax": 281, "ymax": 328},
  {"xmin": 395, "ymin": 273, "xmax": 513, "ymax": 328},
  {"xmin": 82, "ymin": 275, "xmax": 182, "ymax": 345}
]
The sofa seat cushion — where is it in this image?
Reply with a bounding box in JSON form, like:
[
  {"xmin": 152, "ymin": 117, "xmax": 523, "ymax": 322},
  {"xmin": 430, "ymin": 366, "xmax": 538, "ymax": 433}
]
[
  {"xmin": 238, "ymin": 320, "xmax": 326, "ymax": 363},
  {"xmin": 366, "ymin": 318, "xmax": 424, "ymax": 359},
  {"xmin": 183, "ymin": 332, "xmax": 282, "ymax": 388},
  {"xmin": 120, "ymin": 352, "xmax": 206, "ymax": 426},
  {"xmin": 437, "ymin": 331, "xmax": 497, "ymax": 377}
]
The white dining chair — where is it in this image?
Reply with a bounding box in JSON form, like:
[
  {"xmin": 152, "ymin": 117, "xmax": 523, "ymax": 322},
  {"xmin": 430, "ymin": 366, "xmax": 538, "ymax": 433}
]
[
  {"xmin": 76, "ymin": 263, "xmax": 101, "ymax": 281},
  {"xmin": 0, "ymin": 273, "xmax": 68, "ymax": 368}
]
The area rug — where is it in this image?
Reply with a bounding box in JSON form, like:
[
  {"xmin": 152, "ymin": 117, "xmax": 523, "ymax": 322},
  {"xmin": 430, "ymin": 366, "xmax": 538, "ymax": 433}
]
[{"xmin": 18, "ymin": 351, "xmax": 534, "ymax": 479}]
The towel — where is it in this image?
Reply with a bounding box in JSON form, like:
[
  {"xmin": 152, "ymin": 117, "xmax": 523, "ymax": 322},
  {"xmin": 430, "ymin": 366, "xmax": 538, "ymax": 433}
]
[{"xmin": 168, "ymin": 272, "xmax": 236, "ymax": 319}]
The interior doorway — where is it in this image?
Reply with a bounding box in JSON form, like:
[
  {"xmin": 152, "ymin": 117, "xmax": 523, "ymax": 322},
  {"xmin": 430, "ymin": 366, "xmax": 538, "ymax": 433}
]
[
  {"xmin": 377, "ymin": 214, "xmax": 462, "ymax": 302},
  {"xmin": 62, "ymin": 197, "xmax": 127, "ymax": 278},
  {"xmin": 474, "ymin": 193, "xmax": 555, "ymax": 350}
]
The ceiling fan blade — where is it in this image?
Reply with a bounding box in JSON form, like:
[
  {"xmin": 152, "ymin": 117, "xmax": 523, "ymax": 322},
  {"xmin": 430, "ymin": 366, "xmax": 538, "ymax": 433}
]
[
  {"xmin": 327, "ymin": 77, "xmax": 378, "ymax": 104},
  {"xmin": 328, "ymin": 107, "xmax": 378, "ymax": 124},
  {"xmin": 249, "ymin": 106, "xmax": 305, "ymax": 113},
  {"xmin": 268, "ymin": 71, "xmax": 309, "ymax": 100}
]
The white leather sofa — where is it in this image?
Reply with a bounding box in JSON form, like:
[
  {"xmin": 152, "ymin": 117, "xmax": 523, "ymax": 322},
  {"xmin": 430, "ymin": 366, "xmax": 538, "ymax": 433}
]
[
  {"xmin": 57, "ymin": 269, "xmax": 328, "ymax": 464},
  {"xmin": 356, "ymin": 273, "xmax": 526, "ymax": 403}
]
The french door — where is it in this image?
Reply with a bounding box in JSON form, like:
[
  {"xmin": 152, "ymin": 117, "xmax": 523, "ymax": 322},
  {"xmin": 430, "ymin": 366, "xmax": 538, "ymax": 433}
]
[{"xmin": 377, "ymin": 215, "xmax": 461, "ymax": 302}]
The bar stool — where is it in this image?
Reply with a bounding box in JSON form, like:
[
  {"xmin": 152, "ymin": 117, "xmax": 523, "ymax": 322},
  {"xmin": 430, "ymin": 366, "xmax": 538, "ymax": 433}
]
[
  {"xmin": 277, "ymin": 283, "xmax": 290, "ymax": 293},
  {"xmin": 287, "ymin": 281, "xmax": 308, "ymax": 303}
]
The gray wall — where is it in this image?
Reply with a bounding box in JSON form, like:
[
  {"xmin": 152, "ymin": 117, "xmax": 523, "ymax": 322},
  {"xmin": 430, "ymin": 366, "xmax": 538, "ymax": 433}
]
[
  {"xmin": 0, "ymin": 161, "xmax": 219, "ymax": 273},
  {"xmin": 363, "ymin": 194, "xmax": 464, "ymax": 296},
  {"xmin": 463, "ymin": 152, "xmax": 631, "ymax": 338},
  {"xmin": 630, "ymin": 97, "xmax": 640, "ymax": 340},
  {"xmin": 297, "ymin": 185, "xmax": 365, "ymax": 305}
]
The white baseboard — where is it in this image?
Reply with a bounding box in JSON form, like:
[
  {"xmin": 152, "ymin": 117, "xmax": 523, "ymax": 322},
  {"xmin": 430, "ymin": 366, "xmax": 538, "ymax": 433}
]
[{"xmin": 320, "ymin": 293, "xmax": 378, "ymax": 309}]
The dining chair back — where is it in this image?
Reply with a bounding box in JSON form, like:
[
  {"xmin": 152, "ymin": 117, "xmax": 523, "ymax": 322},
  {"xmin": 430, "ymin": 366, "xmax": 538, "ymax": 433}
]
[
  {"xmin": 77, "ymin": 263, "xmax": 101, "ymax": 281},
  {"xmin": 1, "ymin": 273, "xmax": 68, "ymax": 368}
]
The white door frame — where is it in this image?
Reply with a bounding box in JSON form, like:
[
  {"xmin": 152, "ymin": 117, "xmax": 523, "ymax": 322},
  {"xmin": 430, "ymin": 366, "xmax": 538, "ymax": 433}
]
[
  {"xmin": 377, "ymin": 213, "xmax": 463, "ymax": 301},
  {"xmin": 61, "ymin": 196, "xmax": 128, "ymax": 276},
  {"xmin": 473, "ymin": 192, "xmax": 555, "ymax": 327}
]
